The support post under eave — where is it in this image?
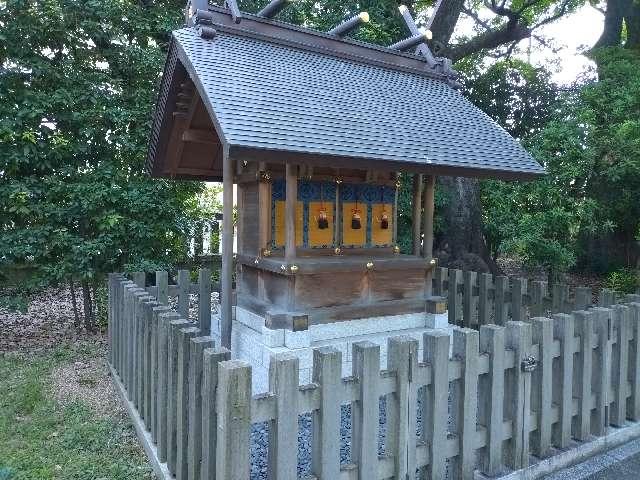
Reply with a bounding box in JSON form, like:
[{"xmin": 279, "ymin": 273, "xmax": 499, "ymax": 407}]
[
  {"xmin": 423, "ymin": 175, "xmax": 436, "ymax": 295},
  {"xmin": 221, "ymin": 146, "xmax": 234, "ymax": 349},
  {"xmin": 412, "ymin": 174, "xmax": 423, "ymax": 256},
  {"xmin": 285, "ymin": 163, "xmax": 298, "ymax": 263}
]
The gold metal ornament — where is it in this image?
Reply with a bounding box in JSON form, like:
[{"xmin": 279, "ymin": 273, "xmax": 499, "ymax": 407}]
[
  {"xmin": 258, "ymin": 170, "xmax": 272, "ymax": 183},
  {"xmin": 290, "ymin": 264, "xmax": 299, "ymax": 274},
  {"xmin": 366, "ymin": 261, "xmax": 374, "ymax": 270},
  {"xmin": 335, "ymin": 176, "xmax": 343, "ymax": 184},
  {"xmin": 393, "ymin": 245, "xmax": 401, "ymax": 254},
  {"xmin": 261, "ymin": 248, "xmax": 272, "ymax": 257},
  {"xmin": 430, "ymin": 258, "xmax": 437, "ymax": 266},
  {"xmin": 334, "ymin": 247, "xmax": 342, "ymax": 255}
]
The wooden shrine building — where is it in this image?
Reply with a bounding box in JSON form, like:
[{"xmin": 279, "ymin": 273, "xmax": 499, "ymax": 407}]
[{"xmin": 146, "ymin": 0, "xmax": 544, "ymax": 357}]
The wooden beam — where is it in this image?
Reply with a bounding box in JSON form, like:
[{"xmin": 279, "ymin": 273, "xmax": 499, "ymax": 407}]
[
  {"xmin": 422, "ymin": 175, "xmax": 435, "ymax": 259},
  {"xmin": 220, "ymin": 145, "xmax": 234, "ymax": 349},
  {"xmin": 412, "ymin": 174, "xmax": 423, "ymax": 256},
  {"xmin": 258, "ymin": 161, "xmax": 271, "ymax": 252},
  {"xmin": 182, "ymin": 129, "xmax": 219, "ymax": 145},
  {"xmin": 285, "ymin": 164, "xmax": 297, "ymax": 263}
]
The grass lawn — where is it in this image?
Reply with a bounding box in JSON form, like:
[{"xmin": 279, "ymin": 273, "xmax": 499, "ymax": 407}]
[{"xmin": 0, "ymin": 343, "xmax": 153, "ymax": 480}]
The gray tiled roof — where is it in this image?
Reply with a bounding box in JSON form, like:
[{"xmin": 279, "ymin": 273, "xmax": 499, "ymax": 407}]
[{"xmin": 160, "ymin": 26, "xmax": 544, "ymax": 179}]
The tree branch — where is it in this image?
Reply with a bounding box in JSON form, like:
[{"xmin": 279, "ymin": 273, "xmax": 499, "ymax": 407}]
[{"xmin": 446, "ymin": 21, "xmax": 531, "ymax": 62}]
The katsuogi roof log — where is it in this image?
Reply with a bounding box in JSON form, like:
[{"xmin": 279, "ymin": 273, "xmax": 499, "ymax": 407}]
[{"xmin": 147, "ymin": 4, "xmax": 545, "ymax": 181}]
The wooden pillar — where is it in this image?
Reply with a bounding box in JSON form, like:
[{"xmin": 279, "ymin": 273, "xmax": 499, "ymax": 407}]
[
  {"xmin": 220, "ymin": 147, "xmax": 233, "ymax": 349},
  {"xmin": 412, "ymin": 174, "xmax": 423, "ymax": 255},
  {"xmin": 258, "ymin": 161, "xmax": 271, "ymax": 251},
  {"xmin": 422, "ymin": 175, "xmax": 435, "ymax": 259},
  {"xmin": 285, "ymin": 163, "xmax": 297, "ymax": 263}
]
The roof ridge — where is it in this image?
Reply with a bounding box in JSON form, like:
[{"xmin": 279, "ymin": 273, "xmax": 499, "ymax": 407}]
[{"xmin": 193, "ymin": 5, "xmax": 453, "ymax": 83}]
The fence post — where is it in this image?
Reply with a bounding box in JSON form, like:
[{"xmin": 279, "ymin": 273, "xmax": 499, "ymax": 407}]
[
  {"xmin": 448, "ymin": 269, "xmax": 462, "ymax": 326},
  {"xmin": 552, "ymin": 284, "xmax": 570, "ymax": 313},
  {"xmin": 573, "ymin": 310, "xmax": 594, "ymax": 440},
  {"xmin": 176, "ymin": 326, "xmax": 200, "ymax": 480},
  {"xmin": 135, "ymin": 293, "xmax": 153, "ymax": 412},
  {"xmin": 478, "ymin": 325, "xmax": 505, "ymax": 476},
  {"xmin": 463, "ymin": 270, "xmax": 477, "ymax": 328},
  {"xmin": 505, "ymin": 321, "xmax": 532, "ymax": 470},
  {"xmin": 108, "ymin": 274, "xmax": 116, "ymax": 364},
  {"xmin": 142, "ymin": 299, "xmax": 159, "ymax": 425},
  {"xmin": 133, "ymin": 271, "xmax": 146, "ymax": 288},
  {"xmin": 592, "ymin": 307, "xmax": 613, "ymax": 436},
  {"xmin": 575, "ymin": 287, "xmax": 592, "ymax": 311},
  {"xmin": 311, "ymin": 347, "xmax": 342, "ymax": 479},
  {"xmin": 267, "ymin": 353, "xmax": 299, "ymax": 480},
  {"xmin": 531, "ymin": 317, "xmax": 553, "ymax": 457},
  {"xmin": 201, "ymin": 347, "xmax": 231, "ymax": 480},
  {"xmin": 156, "ymin": 311, "xmax": 179, "ymax": 461},
  {"xmin": 351, "ymin": 342, "xmax": 380, "ymax": 480},
  {"xmin": 119, "ymin": 281, "xmax": 134, "ymax": 382},
  {"xmin": 178, "ymin": 269, "xmax": 191, "ymax": 320},
  {"xmin": 156, "ymin": 270, "xmax": 169, "ymax": 305},
  {"xmin": 628, "ymin": 303, "xmax": 640, "ymax": 421},
  {"xmin": 131, "ymin": 290, "xmax": 149, "ymax": 402},
  {"xmin": 478, "ymin": 273, "xmax": 492, "ymax": 326},
  {"xmin": 450, "ymin": 328, "xmax": 479, "ymax": 480},
  {"xmin": 511, "ymin": 278, "xmax": 527, "ymax": 323},
  {"xmin": 388, "ymin": 336, "xmax": 418, "ymax": 479},
  {"xmin": 552, "ymin": 313, "xmax": 575, "ymax": 448},
  {"xmin": 600, "ymin": 289, "xmax": 617, "ymax": 307},
  {"xmin": 198, "ymin": 268, "xmax": 212, "ymax": 335},
  {"xmin": 531, "ymin": 281, "xmax": 547, "ymax": 317},
  {"xmin": 150, "ymin": 305, "xmax": 171, "ymax": 444},
  {"xmin": 494, "ymin": 276, "xmax": 509, "ymax": 326},
  {"xmin": 433, "ymin": 267, "xmax": 448, "ymax": 297},
  {"xmin": 187, "ymin": 336, "xmax": 215, "ymax": 480},
  {"xmin": 423, "ymin": 331, "xmax": 449, "ymax": 480},
  {"xmin": 611, "ymin": 305, "xmax": 630, "ymax": 426},
  {"xmin": 215, "ymin": 360, "xmax": 252, "ymax": 480},
  {"xmin": 166, "ymin": 318, "xmax": 192, "ymax": 475}
]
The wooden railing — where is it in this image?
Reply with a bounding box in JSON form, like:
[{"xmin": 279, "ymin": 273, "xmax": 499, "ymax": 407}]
[
  {"xmin": 433, "ymin": 266, "xmax": 618, "ymax": 327},
  {"xmin": 109, "ymin": 271, "xmax": 640, "ymax": 480}
]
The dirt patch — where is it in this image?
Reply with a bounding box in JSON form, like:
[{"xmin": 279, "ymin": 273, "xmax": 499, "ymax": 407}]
[
  {"xmin": 0, "ymin": 286, "xmax": 104, "ymax": 354},
  {"xmin": 49, "ymin": 342, "xmax": 125, "ymax": 418}
]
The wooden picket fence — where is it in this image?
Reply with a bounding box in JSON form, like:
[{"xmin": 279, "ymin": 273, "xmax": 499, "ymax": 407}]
[
  {"xmin": 433, "ymin": 266, "xmax": 620, "ymax": 328},
  {"xmin": 109, "ymin": 270, "xmax": 640, "ymax": 480}
]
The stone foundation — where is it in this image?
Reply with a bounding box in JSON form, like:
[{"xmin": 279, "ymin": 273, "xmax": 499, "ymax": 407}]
[{"xmin": 212, "ymin": 307, "xmax": 454, "ymax": 393}]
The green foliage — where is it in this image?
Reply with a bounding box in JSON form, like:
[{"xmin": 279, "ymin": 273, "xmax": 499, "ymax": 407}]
[
  {"xmin": 0, "ymin": 0, "xmax": 212, "ymax": 295},
  {"xmin": 480, "ymin": 49, "xmax": 640, "ymax": 276},
  {"xmin": 0, "ymin": 347, "xmax": 151, "ymax": 479},
  {"xmin": 606, "ymin": 267, "xmax": 640, "ymax": 294}
]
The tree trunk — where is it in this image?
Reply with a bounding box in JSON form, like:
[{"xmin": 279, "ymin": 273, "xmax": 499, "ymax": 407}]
[
  {"xmin": 81, "ymin": 280, "xmax": 95, "ymax": 332},
  {"xmin": 435, "ymin": 176, "xmax": 502, "ymax": 274},
  {"xmin": 69, "ymin": 278, "xmax": 81, "ymax": 330}
]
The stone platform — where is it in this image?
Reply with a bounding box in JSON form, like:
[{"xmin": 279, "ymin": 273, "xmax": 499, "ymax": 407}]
[{"xmin": 212, "ymin": 306, "xmax": 453, "ymax": 393}]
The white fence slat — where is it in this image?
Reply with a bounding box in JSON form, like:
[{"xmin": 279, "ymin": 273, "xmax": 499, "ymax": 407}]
[
  {"xmin": 187, "ymin": 336, "xmax": 215, "ymax": 480},
  {"xmin": 629, "ymin": 303, "xmax": 640, "ymax": 421},
  {"xmin": 423, "ymin": 331, "xmax": 449, "ymax": 480},
  {"xmin": 478, "ymin": 273, "xmax": 492, "ymax": 326},
  {"xmin": 505, "ymin": 321, "xmax": 532, "ymax": 470},
  {"xmin": 198, "ymin": 268, "xmax": 212, "ymax": 335},
  {"xmin": 267, "ymin": 353, "xmax": 300, "ymax": 480},
  {"xmin": 478, "ymin": 325, "xmax": 505, "ymax": 475},
  {"xmin": 177, "ymin": 269, "xmax": 190, "ymax": 320},
  {"xmin": 448, "ymin": 269, "xmax": 462, "ymax": 325},
  {"xmin": 573, "ymin": 310, "xmax": 594, "ymax": 441},
  {"xmin": 311, "ymin": 347, "xmax": 342, "ymax": 480},
  {"xmin": 450, "ymin": 328, "xmax": 479, "ymax": 480},
  {"xmin": 351, "ymin": 342, "xmax": 380, "ymax": 480},
  {"xmin": 156, "ymin": 311, "xmax": 180, "ymax": 462},
  {"xmin": 156, "ymin": 270, "xmax": 169, "ymax": 305},
  {"xmin": 387, "ymin": 336, "xmax": 418, "ymax": 479},
  {"xmin": 592, "ymin": 307, "xmax": 613, "ymax": 435},
  {"xmin": 512, "ymin": 278, "xmax": 527, "ymax": 323},
  {"xmin": 201, "ymin": 347, "xmax": 231, "ymax": 480},
  {"xmin": 552, "ymin": 313, "xmax": 574, "ymax": 448},
  {"xmin": 531, "ymin": 318, "xmax": 553, "ymax": 457},
  {"xmin": 142, "ymin": 299, "xmax": 158, "ymax": 425},
  {"xmin": 150, "ymin": 305, "xmax": 171, "ymax": 445},
  {"xmin": 166, "ymin": 319, "xmax": 192, "ymax": 475},
  {"xmin": 176, "ymin": 326, "xmax": 200, "ymax": 480},
  {"xmin": 215, "ymin": 360, "xmax": 252, "ymax": 480},
  {"xmin": 494, "ymin": 276, "xmax": 509, "ymax": 326},
  {"xmin": 611, "ymin": 305, "xmax": 630, "ymax": 426}
]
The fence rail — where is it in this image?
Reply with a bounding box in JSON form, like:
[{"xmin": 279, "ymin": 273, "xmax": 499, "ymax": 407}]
[{"xmin": 109, "ymin": 270, "xmax": 640, "ymax": 480}]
